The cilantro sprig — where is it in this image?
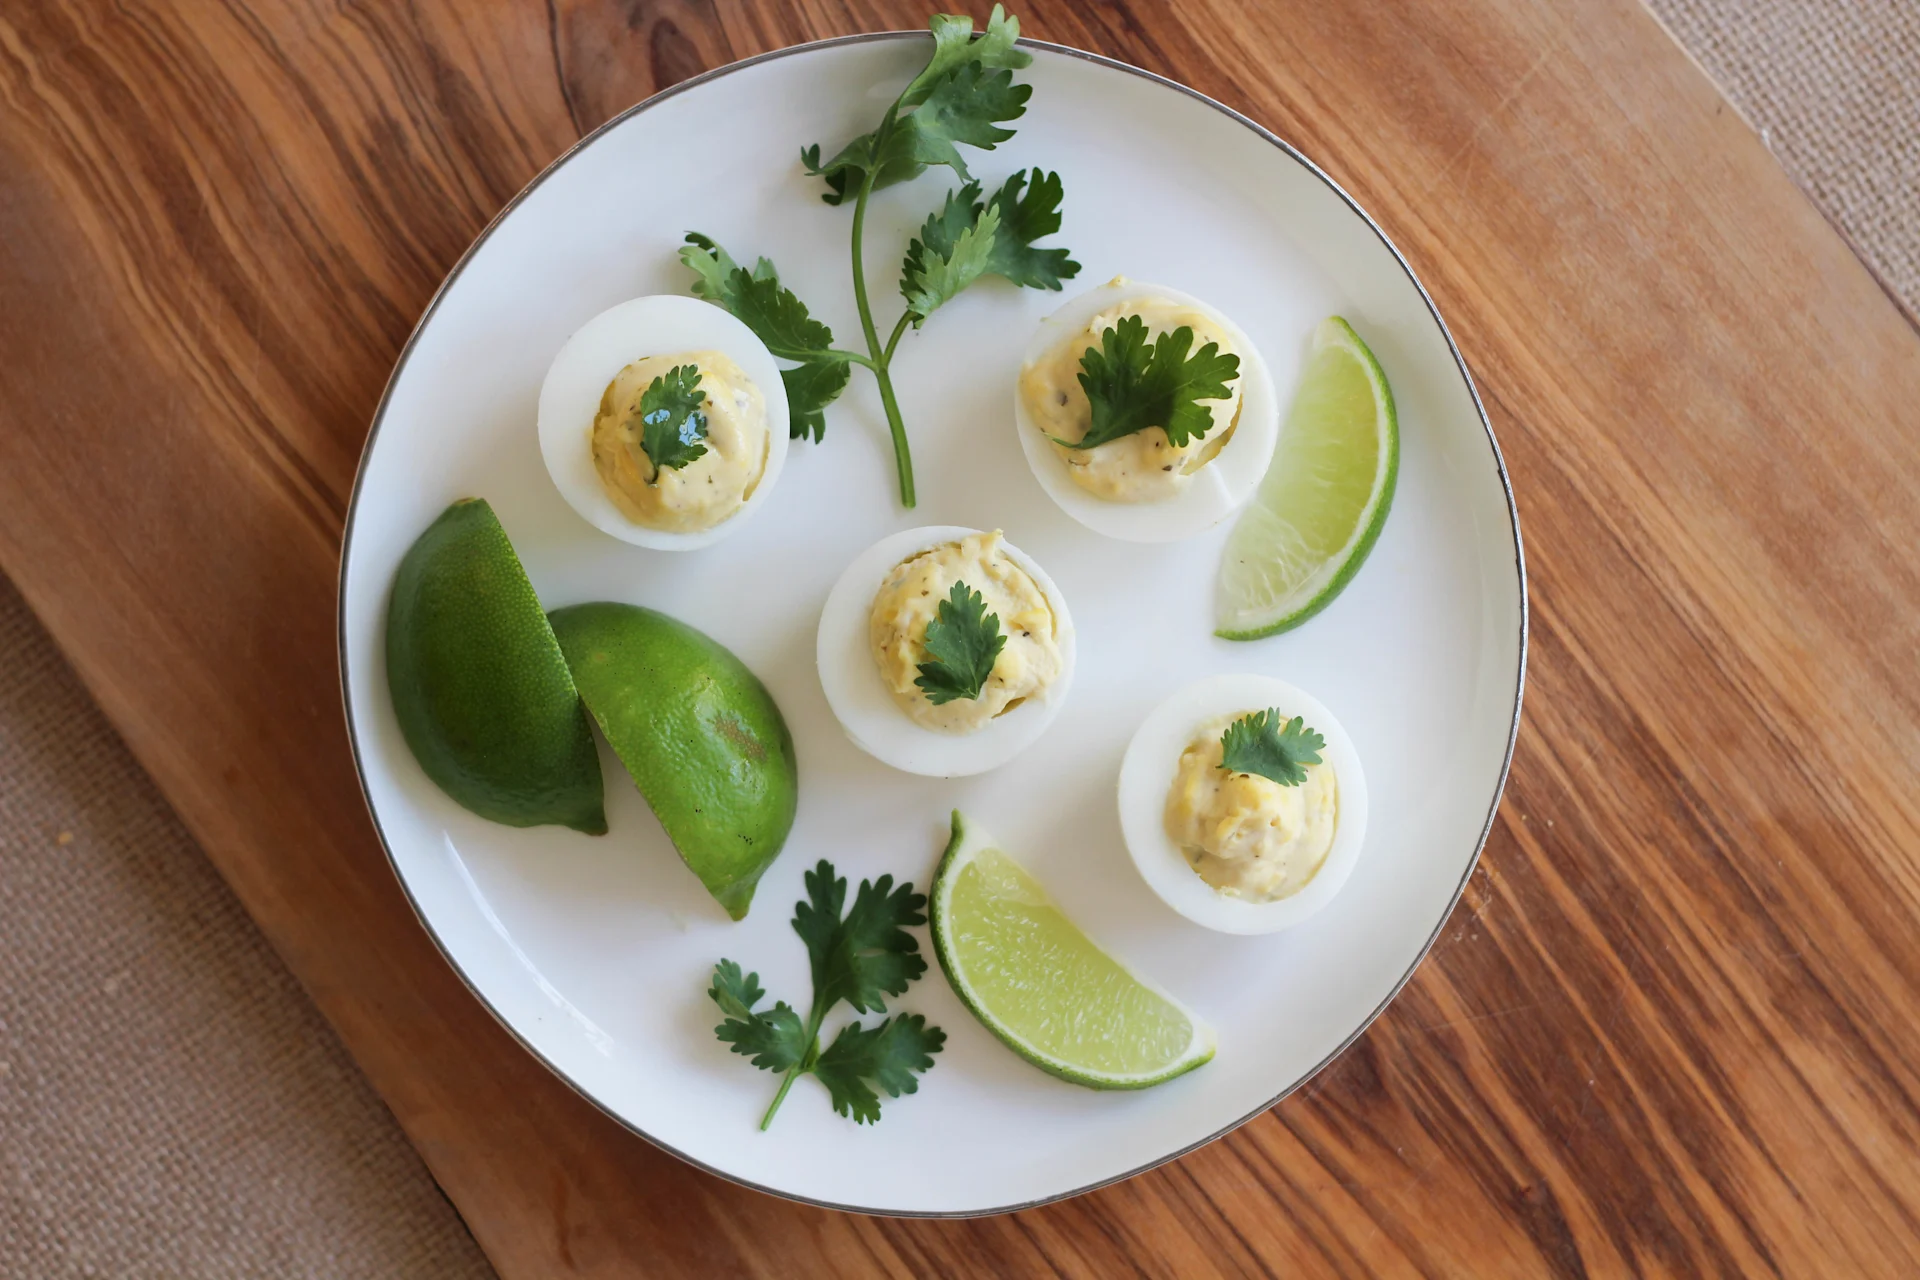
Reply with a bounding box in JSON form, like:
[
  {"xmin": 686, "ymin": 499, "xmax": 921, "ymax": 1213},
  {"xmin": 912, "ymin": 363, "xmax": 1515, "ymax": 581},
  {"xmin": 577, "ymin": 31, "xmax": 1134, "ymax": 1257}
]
[
  {"xmin": 1218, "ymin": 710, "xmax": 1325, "ymax": 787},
  {"xmin": 800, "ymin": 11, "xmax": 1029, "ymax": 204},
  {"xmin": 678, "ymin": 234, "xmax": 862, "ymax": 444},
  {"xmin": 710, "ymin": 861, "xmax": 945, "ymax": 1128},
  {"xmin": 1054, "ymin": 314, "xmax": 1241, "ymax": 452},
  {"xmin": 914, "ymin": 580, "xmax": 1006, "ymax": 704},
  {"xmin": 633, "ymin": 365, "xmax": 709, "ymax": 476},
  {"xmin": 684, "ymin": 7, "xmax": 1078, "ymax": 504}
]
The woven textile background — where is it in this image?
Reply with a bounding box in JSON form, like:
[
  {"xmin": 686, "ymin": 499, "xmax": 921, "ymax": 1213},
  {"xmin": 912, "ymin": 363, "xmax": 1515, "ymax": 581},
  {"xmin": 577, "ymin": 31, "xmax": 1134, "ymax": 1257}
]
[
  {"xmin": 1, "ymin": 2, "xmax": 1913, "ymax": 1275},
  {"xmin": 1648, "ymin": 0, "xmax": 1919, "ymax": 315},
  {"xmin": 0, "ymin": 577, "xmax": 494, "ymax": 1278}
]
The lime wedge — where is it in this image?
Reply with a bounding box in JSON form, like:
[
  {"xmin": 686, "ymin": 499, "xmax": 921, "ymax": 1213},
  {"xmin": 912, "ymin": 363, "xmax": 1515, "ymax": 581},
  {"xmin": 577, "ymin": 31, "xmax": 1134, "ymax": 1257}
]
[
  {"xmin": 929, "ymin": 812, "xmax": 1214, "ymax": 1089},
  {"xmin": 547, "ymin": 602, "xmax": 796, "ymax": 921},
  {"xmin": 1215, "ymin": 316, "xmax": 1399, "ymax": 639},
  {"xmin": 386, "ymin": 499, "xmax": 605, "ymax": 834}
]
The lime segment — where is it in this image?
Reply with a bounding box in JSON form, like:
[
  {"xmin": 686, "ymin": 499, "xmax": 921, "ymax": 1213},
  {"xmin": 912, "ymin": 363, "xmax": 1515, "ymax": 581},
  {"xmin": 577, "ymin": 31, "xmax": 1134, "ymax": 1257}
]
[
  {"xmin": 385, "ymin": 498, "xmax": 605, "ymax": 834},
  {"xmin": 548, "ymin": 602, "xmax": 796, "ymax": 921},
  {"xmin": 1215, "ymin": 316, "xmax": 1399, "ymax": 639},
  {"xmin": 930, "ymin": 812, "xmax": 1214, "ymax": 1089}
]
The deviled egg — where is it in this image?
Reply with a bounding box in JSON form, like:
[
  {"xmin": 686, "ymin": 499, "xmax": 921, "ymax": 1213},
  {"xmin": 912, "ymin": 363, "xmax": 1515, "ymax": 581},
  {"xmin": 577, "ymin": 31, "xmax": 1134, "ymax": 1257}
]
[
  {"xmin": 1118, "ymin": 673, "xmax": 1367, "ymax": 934},
  {"xmin": 539, "ymin": 294, "xmax": 789, "ymax": 550},
  {"xmin": 817, "ymin": 526, "xmax": 1075, "ymax": 777},
  {"xmin": 1014, "ymin": 278, "xmax": 1278, "ymax": 543}
]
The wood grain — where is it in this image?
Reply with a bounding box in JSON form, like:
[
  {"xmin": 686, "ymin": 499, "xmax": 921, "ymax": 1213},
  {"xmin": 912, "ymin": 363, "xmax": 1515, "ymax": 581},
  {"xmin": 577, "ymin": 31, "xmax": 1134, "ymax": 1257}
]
[{"xmin": 2, "ymin": 0, "xmax": 1917, "ymax": 1274}]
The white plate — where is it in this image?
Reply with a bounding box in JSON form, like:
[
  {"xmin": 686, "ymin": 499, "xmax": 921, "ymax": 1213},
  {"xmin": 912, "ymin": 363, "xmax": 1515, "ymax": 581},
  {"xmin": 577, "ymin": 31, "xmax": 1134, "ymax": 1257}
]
[{"xmin": 338, "ymin": 33, "xmax": 1525, "ymax": 1217}]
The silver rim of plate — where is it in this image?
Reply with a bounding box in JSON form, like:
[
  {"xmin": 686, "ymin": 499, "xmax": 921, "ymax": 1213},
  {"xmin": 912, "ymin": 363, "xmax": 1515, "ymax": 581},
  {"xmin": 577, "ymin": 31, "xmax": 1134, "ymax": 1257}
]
[{"xmin": 335, "ymin": 30, "xmax": 1529, "ymax": 1219}]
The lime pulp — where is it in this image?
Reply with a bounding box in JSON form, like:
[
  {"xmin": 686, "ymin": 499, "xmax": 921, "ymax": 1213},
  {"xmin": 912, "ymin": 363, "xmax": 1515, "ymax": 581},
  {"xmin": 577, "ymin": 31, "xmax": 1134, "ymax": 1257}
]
[
  {"xmin": 929, "ymin": 812, "xmax": 1214, "ymax": 1089},
  {"xmin": 1215, "ymin": 316, "xmax": 1399, "ymax": 640}
]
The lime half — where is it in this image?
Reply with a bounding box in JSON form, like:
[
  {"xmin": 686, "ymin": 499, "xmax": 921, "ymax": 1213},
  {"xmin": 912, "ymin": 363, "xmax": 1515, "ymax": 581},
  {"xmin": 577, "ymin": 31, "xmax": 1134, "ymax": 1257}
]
[
  {"xmin": 929, "ymin": 812, "xmax": 1214, "ymax": 1089},
  {"xmin": 1215, "ymin": 316, "xmax": 1399, "ymax": 639}
]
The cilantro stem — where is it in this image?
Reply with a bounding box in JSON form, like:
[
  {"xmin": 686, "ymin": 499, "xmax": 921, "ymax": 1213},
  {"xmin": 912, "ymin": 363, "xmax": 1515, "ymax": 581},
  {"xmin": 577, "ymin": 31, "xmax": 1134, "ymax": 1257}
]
[
  {"xmin": 849, "ymin": 166, "xmax": 917, "ymax": 508},
  {"xmin": 882, "ymin": 312, "xmax": 912, "ymax": 366},
  {"xmin": 759, "ymin": 1000, "xmax": 828, "ymax": 1131},
  {"xmin": 759, "ymin": 1069, "xmax": 801, "ymax": 1131}
]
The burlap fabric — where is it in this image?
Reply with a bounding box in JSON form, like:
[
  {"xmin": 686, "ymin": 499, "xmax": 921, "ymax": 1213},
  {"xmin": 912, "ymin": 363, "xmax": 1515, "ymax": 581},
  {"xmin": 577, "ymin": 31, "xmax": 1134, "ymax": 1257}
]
[
  {"xmin": 1648, "ymin": 0, "xmax": 1919, "ymax": 317},
  {"xmin": 0, "ymin": 577, "xmax": 493, "ymax": 1279},
  {"xmin": 1, "ymin": 3, "xmax": 1913, "ymax": 1275}
]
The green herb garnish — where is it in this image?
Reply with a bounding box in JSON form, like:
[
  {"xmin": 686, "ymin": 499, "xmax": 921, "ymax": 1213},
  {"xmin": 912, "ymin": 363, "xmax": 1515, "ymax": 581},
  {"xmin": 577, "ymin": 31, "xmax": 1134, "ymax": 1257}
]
[
  {"xmin": 633, "ymin": 365, "xmax": 709, "ymax": 476},
  {"xmin": 901, "ymin": 170, "xmax": 1079, "ymax": 323},
  {"xmin": 710, "ymin": 860, "xmax": 945, "ymax": 1128},
  {"xmin": 778, "ymin": 359, "xmax": 853, "ymax": 446},
  {"xmin": 678, "ymin": 234, "xmax": 864, "ymax": 445},
  {"xmin": 800, "ymin": 11, "xmax": 1027, "ymax": 203},
  {"xmin": 684, "ymin": 7, "xmax": 1078, "ymax": 504},
  {"xmin": 1054, "ymin": 314, "xmax": 1240, "ymax": 452},
  {"xmin": 914, "ymin": 580, "xmax": 1005, "ymax": 705},
  {"xmin": 1218, "ymin": 710, "xmax": 1325, "ymax": 787}
]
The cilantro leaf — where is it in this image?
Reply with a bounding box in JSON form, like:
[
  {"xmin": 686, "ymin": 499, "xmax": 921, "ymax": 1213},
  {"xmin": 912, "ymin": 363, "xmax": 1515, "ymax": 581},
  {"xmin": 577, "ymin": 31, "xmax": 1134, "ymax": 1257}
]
[
  {"xmin": 789, "ymin": 857, "xmax": 847, "ymax": 995},
  {"xmin": 901, "ymin": 191, "xmax": 1000, "ymax": 323},
  {"xmin": 813, "ymin": 1014, "xmax": 946, "ymax": 1125},
  {"xmin": 634, "ymin": 365, "xmax": 708, "ymax": 476},
  {"xmin": 900, "ymin": 6, "xmax": 1029, "ymax": 111},
  {"xmin": 1218, "ymin": 710, "xmax": 1326, "ymax": 788},
  {"xmin": 908, "ymin": 180, "xmax": 987, "ymax": 266},
  {"xmin": 781, "ymin": 360, "xmax": 851, "ymax": 443},
  {"xmin": 801, "ymin": 8, "xmax": 1031, "ymax": 205},
  {"xmin": 727, "ymin": 270, "xmax": 836, "ymax": 362},
  {"xmin": 800, "ymin": 135, "xmax": 919, "ymax": 209},
  {"xmin": 899, "ymin": 171, "xmax": 1080, "ymax": 324},
  {"xmin": 680, "ymin": 233, "xmax": 854, "ymax": 441},
  {"xmin": 680, "ymin": 233, "xmax": 837, "ymax": 360},
  {"xmin": 981, "ymin": 168, "xmax": 1079, "ymax": 290},
  {"xmin": 885, "ymin": 61, "xmax": 1028, "ymax": 183},
  {"xmin": 679, "ymin": 232, "xmax": 775, "ymax": 307},
  {"xmin": 1058, "ymin": 315, "xmax": 1241, "ymax": 452},
  {"xmin": 710, "ymin": 861, "xmax": 943, "ymax": 1129},
  {"xmin": 794, "ymin": 860, "xmax": 927, "ymax": 1015},
  {"xmin": 826, "ymin": 871, "xmax": 930, "ymax": 1013},
  {"xmin": 709, "ymin": 960, "xmax": 809, "ymax": 1073},
  {"xmin": 914, "ymin": 580, "xmax": 1006, "ymax": 705}
]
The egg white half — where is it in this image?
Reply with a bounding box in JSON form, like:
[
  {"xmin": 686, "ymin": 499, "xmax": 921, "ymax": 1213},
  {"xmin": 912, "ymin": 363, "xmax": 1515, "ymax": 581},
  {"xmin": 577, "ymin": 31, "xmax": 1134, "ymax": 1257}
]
[
  {"xmin": 817, "ymin": 525, "xmax": 1077, "ymax": 778},
  {"xmin": 1118, "ymin": 673, "xmax": 1368, "ymax": 934},
  {"xmin": 537, "ymin": 295, "xmax": 791, "ymax": 551},
  {"xmin": 1013, "ymin": 280, "xmax": 1279, "ymax": 543}
]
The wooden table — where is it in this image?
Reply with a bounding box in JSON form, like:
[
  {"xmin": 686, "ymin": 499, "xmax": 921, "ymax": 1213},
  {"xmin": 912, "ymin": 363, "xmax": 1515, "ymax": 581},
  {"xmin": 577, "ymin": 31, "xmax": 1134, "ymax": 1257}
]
[{"xmin": 3, "ymin": 1, "xmax": 1917, "ymax": 1273}]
